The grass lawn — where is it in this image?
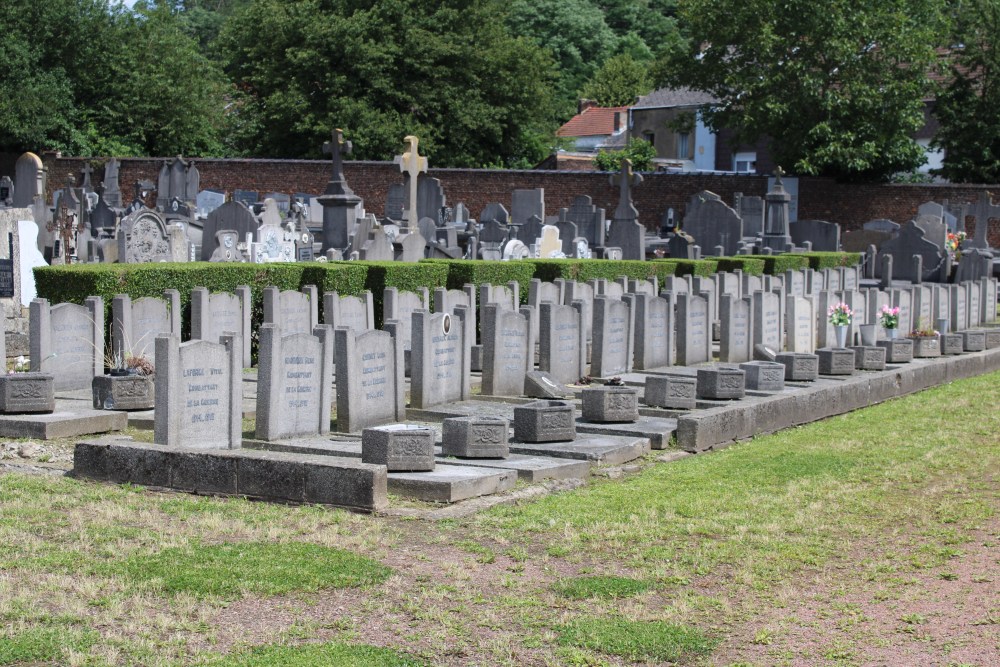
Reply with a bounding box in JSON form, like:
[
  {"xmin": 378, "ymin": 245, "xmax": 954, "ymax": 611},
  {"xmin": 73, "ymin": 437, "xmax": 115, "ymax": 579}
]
[{"xmin": 0, "ymin": 370, "xmax": 997, "ymax": 666}]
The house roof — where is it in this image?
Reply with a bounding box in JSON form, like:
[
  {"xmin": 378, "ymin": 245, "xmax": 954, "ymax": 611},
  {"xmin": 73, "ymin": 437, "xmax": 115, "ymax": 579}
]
[
  {"xmin": 557, "ymin": 106, "xmax": 628, "ymax": 138},
  {"xmin": 633, "ymin": 87, "xmax": 718, "ymax": 110}
]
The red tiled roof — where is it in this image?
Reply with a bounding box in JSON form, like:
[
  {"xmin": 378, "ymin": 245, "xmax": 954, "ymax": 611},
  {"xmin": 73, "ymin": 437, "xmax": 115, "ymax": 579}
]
[{"xmin": 557, "ymin": 106, "xmax": 628, "ymax": 138}]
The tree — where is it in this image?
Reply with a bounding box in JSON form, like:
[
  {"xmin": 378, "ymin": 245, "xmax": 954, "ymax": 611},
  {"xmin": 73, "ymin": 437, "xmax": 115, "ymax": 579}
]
[
  {"xmin": 581, "ymin": 53, "xmax": 653, "ymax": 106},
  {"xmin": 932, "ymin": 0, "xmax": 1000, "ymax": 183},
  {"xmin": 594, "ymin": 137, "xmax": 657, "ymax": 171},
  {"xmin": 507, "ymin": 0, "xmax": 619, "ymax": 113},
  {"xmin": 219, "ymin": 0, "xmax": 559, "ymax": 167},
  {"xmin": 661, "ymin": 0, "xmax": 945, "ymax": 181}
]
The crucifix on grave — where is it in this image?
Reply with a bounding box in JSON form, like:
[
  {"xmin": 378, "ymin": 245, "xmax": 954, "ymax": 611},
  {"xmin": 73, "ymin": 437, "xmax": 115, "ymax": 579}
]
[
  {"xmin": 47, "ymin": 197, "xmax": 79, "ymax": 264},
  {"xmin": 610, "ymin": 159, "xmax": 642, "ymax": 224},
  {"xmin": 316, "ymin": 127, "xmax": 362, "ymax": 253},
  {"xmin": 399, "ymin": 135, "xmax": 428, "ymax": 230},
  {"xmin": 967, "ymin": 191, "xmax": 1000, "ymax": 249},
  {"xmin": 321, "ymin": 128, "xmax": 355, "ymax": 197}
]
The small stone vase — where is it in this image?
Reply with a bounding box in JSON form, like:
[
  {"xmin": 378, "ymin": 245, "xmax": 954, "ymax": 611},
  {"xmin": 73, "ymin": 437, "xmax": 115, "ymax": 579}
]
[{"xmin": 834, "ymin": 325, "xmax": 849, "ymax": 348}]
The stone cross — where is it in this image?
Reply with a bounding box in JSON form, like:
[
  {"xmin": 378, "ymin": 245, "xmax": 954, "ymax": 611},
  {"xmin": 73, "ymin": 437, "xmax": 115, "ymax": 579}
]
[
  {"xmin": 968, "ymin": 191, "xmax": 1000, "ymax": 248},
  {"xmin": 80, "ymin": 163, "xmax": 94, "ymax": 190},
  {"xmin": 322, "ymin": 128, "xmax": 353, "ymax": 195},
  {"xmin": 399, "ymin": 135, "xmax": 428, "ymax": 230},
  {"xmin": 610, "ymin": 159, "xmax": 642, "ymax": 221}
]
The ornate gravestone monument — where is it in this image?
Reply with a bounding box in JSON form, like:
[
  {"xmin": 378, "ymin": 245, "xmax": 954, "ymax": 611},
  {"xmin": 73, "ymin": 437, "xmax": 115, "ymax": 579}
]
[
  {"xmin": 316, "ymin": 129, "xmax": 362, "ymax": 253},
  {"xmin": 607, "ymin": 160, "xmax": 644, "ymax": 260}
]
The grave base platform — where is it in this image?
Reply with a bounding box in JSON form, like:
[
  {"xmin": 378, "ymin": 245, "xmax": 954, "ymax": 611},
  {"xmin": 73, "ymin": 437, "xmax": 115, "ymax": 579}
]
[
  {"xmin": 388, "ymin": 464, "xmax": 517, "ymax": 503},
  {"xmin": 575, "ymin": 416, "xmax": 676, "ymax": 450},
  {"xmin": 509, "ymin": 435, "xmax": 649, "ymax": 465},
  {"xmin": 73, "ymin": 437, "xmax": 387, "ymax": 512},
  {"xmin": 439, "ymin": 454, "xmax": 590, "ymax": 482},
  {"xmin": 0, "ymin": 408, "xmax": 127, "ymax": 440}
]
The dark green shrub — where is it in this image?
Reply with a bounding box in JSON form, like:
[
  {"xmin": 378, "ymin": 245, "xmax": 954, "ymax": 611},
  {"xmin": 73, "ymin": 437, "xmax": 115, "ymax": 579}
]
[
  {"xmin": 432, "ymin": 260, "xmax": 537, "ymax": 303},
  {"xmin": 361, "ymin": 261, "xmax": 449, "ymax": 327},
  {"xmin": 761, "ymin": 254, "xmax": 811, "ymax": 274},
  {"xmin": 714, "ymin": 257, "xmax": 766, "ymax": 276},
  {"xmin": 798, "ymin": 252, "xmax": 863, "ymax": 270}
]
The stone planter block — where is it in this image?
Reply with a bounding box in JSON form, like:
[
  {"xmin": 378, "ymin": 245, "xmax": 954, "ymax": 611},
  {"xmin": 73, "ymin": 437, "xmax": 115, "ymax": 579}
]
[
  {"xmin": 817, "ymin": 348, "xmax": 855, "ymax": 375},
  {"xmin": 441, "ymin": 417, "xmax": 509, "ymax": 459},
  {"xmin": 581, "ymin": 386, "xmax": 639, "ymax": 423},
  {"xmin": 696, "ymin": 368, "xmax": 745, "ymax": 400},
  {"xmin": 775, "ymin": 352, "xmax": 819, "ymax": 382},
  {"xmin": 738, "ymin": 361, "xmax": 786, "ymax": 392},
  {"xmin": 92, "ymin": 374, "xmax": 155, "ymax": 411},
  {"xmin": 875, "ymin": 338, "xmax": 913, "ymax": 364},
  {"xmin": 911, "ymin": 337, "xmax": 941, "ymax": 358},
  {"xmin": 644, "ymin": 375, "xmax": 696, "ymax": 410},
  {"xmin": 0, "ymin": 373, "xmax": 55, "ymax": 414},
  {"xmin": 513, "ymin": 400, "xmax": 576, "ymax": 443},
  {"xmin": 361, "ymin": 424, "xmax": 435, "ymax": 472},
  {"xmin": 940, "ymin": 333, "xmax": 964, "ymax": 355},
  {"xmin": 960, "ymin": 330, "xmax": 986, "ymax": 352},
  {"xmin": 851, "ymin": 346, "xmax": 886, "ymax": 371},
  {"xmin": 984, "ymin": 329, "xmax": 1000, "ymax": 349}
]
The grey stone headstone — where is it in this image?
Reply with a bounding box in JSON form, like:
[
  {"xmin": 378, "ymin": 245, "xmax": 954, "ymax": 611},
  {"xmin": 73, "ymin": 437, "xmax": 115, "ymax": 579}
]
[
  {"xmin": 153, "ymin": 333, "xmax": 241, "ymax": 449},
  {"xmin": 323, "ymin": 291, "xmax": 374, "ymax": 333},
  {"xmin": 190, "ymin": 286, "xmax": 252, "ymax": 368},
  {"xmin": 879, "ymin": 221, "xmax": 947, "ymax": 282},
  {"xmin": 383, "ymin": 287, "xmax": 428, "ymax": 352},
  {"xmin": 233, "ymin": 190, "xmax": 259, "ymax": 207},
  {"xmin": 607, "ymin": 217, "xmax": 645, "ymax": 261},
  {"xmin": 479, "ymin": 202, "xmax": 509, "ymax": 226},
  {"xmin": 719, "ymin": 294, "xmax": 753, "ymax": 363},
  {"xmin": 632, "ymin": 293, "xmax": 672, "ymax": 370},
  {"xmin": 263, "ymin": 285, "xmax": 319, "ymax": 335},
  {"xmin": 591, "ymin": 296, "xmax": 632, "ymax": 377},
  {"xmin": 753, "ymin": 290, "xmax": 783, "ymax": 350},
  {"xmin": 735, "ymin": 192, "xmax": 764, "ymax": 238},
  {"xmin": 524, "ymin": 370, "xmax": 571, "ymax": 398},
  {"xmin": 112, "ymin": 290, "xmax": 181, "ymax": 365},
  {"xmin": 511, "ymin": 189, "xmax": 544, "ymax": 230},
  {"xmin": 118, "ymin": 208, "xmax": 175, "ymax": 263},
  {"xmin": 360, "ymin": 226, "xmax": 394, "ymax": 261},
  {"xmin": 481, "ymin": 303, "xmax": 532, "ymax": 397},
  {"xmin": 433, "ymin": 285, "xmax": 475, "ymax": 315},
  {"xmin": 255, "ymin": 324, "xmax": 333, "ymax": 440},
  {"xmin": 537, "ymin": 302, "xmax": 585, "ymax": 385},
  {"xmin": 196, "ymin": 190, "xmax": 226, "ymax": 218},
  {"xmin": 384, "ymin": 183, "xmax": 406, "ymax": 221},
  {"xmin": 676, "ymin": 292, "xmax": 711, "ymax": 366},
  {"xmin": 565, "ymin": 195, "xmax": 605, "ymax": 246},
  {"xmin": 563, "ymin": 280, "xmax": 595, "ymax": 344},
  {"xmin": 950, "ymin": 284, "xmax": 968, "ymax": 332},
  {"xmin": 682, "ymin": 190, "xmax": 742, "ymax": 256},
  {"xmin": 30, "ymin": 297, "xmax": 103, "ymax": 391},
  {"xmin": 335, "ymin": 328, "xmax": 404, "ymax": 433},
  {"xmin": 786, "ymin": 295, "xmax": 815, "ymax": 353},
  {"xmin": 410, "ymin": 310, "xmax": 471, "ymax": 409},
  {"xmin": 13, "ymin": 152, "xmax": 45, "ymax": 209},
  {"xmin": 201, "ymin": 201, "xmax": 259, "ymax": 261},
  {"xmin": 790, "ymin": 220, "xmax": 840, "ymax": 251}
]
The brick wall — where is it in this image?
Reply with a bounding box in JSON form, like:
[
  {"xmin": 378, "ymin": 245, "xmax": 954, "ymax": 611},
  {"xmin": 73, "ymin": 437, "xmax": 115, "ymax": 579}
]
[{"xmin": 44, "ymin": 156, "xmax": 998, "ymax": 237}]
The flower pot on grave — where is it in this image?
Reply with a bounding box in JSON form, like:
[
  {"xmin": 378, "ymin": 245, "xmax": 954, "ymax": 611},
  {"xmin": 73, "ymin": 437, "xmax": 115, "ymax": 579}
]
[
  {"xmin": 834, "ymin": 325, "xmax": 849, "ymax": 348},
  {"xmin": 92, "ymin": 374, "xmax": 155, "ymax": 411},
  {"xmin": 885, "ymin": 327, "xmax": 898, "ymax": 340},
  {"xmin": 859, "ymin": 324, "xmax": 877, "ymax": 346},
  {"xmin": 581, "ymin": 386, "xmax": 639, "ymax": 423},
  {"xmin": 0, "ymin": 373, "xmax": 55, "ymax": 414}
]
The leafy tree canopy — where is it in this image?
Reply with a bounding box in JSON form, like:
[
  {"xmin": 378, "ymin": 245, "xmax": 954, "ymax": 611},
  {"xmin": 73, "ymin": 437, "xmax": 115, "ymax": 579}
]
[
  {"xmin": 660, "ymin": 0, "xmax": 946, "ymax": 181},
  {"xmin": 932, "ymin": 0, "xmax": 1000, "ymax": 183},
  {"xmin": 581, "ymin": 54, "xmax": 654, "ymax": 107},
  {"xmin": 594, "ymin": 137, "xmax": 657, "ymax": 171},
  {"xmin": 219, "ymin": 0, "xmax": 559, "ymax": 168}
]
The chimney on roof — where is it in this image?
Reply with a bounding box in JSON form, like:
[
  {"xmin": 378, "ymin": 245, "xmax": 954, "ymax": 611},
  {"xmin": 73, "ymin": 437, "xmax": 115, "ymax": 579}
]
[{"xmin": 578, "ymin": 99, "xmax": 597, "ymax": 113}]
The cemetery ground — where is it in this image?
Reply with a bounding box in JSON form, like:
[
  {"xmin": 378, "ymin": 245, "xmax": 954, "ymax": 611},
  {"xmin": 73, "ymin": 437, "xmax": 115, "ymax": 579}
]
[{"xmin": 0, "ymin": 372, "xmax": 997, "ymax": 667}]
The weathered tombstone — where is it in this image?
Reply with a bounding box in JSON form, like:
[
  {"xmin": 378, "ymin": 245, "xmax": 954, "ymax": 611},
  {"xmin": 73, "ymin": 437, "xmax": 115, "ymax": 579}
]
[
  {"xmin": 334, "ymin": 328, "xmax": 404, "ymax": 433},
  {"xmin": 538, "ymin": 302, "xmax": 585, "ymax": 384},
  {"xmin": 409, "ymin": 310, "xmax": 471, "ymax": 408},
  {"xmin": 719, "ymin": 294, "xmax": 753, "ymax": 363},
  {"xmin": 13, "ymin": 152, "xmax": 45, "ymax": 209},
  {"xmin": 255, "ymin": 324, "xmax": 333, "ymax": 440},
  {"xmin": 30, "ymin": 297, "xmax": 103, "ymax": 391},
  {"xmin": 564, "ymin": 280, "xmax": 595, "ymax": 344},
  {"xmin": 554, "ymin": 210, "xmax": 578, "ymax": 256},
  {"xmin": 891, "ymin": 288, "xmax": 914, "ymax": 335},
  {"xmin": 111, "ymin": 290, "xmax": 181, "ymax": 365},
  {"xmin": 950, "ymin": 284, "xmax": 969, "ymax": 332},
  {"xmin": 536, "ymin": 225, "xmax": 563, "ymax": 258},
  {"xmin": 785, "ymin": 295, "xmax": 815, "ymax": 353},
  {"xmin": 565, "ymin": 195, "xmax": 606, "ymax": 247},
  {"xmin": 190, "ymin": 286, "xmax": 252, "ymax": 368},
  {"xmin": 591, "ymin": 296, "xmax": 632, "ymax": 377},
  {"xmin": 481, "ymin": 303, "xmax": 532, "ymax": 396},
  {"xmin": 676, "ymin": 292, "xmax": 711, "ymax": 366},
  {"xmin": 153, "ymin": 333, "xmax": 241, "ymax": 449},
  {"xmin": 433, "ymin": 285, "xmax": 475, "ymax": 315},
  {"xmin": 734, "ymin": 192, "xmax": 764, "ymax": 238},
  {"xmin": 632, "ymin": 293, "xmax": 672, "ymax": 369},
  {"xmin": 196, "ymin": 189, "xmax": 226, "ymax": 218},
  {"xmin": 842, "ymin": 228, "xmax": 893, "ymax": 253},
  {"xmin": 682, "ymin": 190, "xmax": 742, "ymax": 256},
  {"xmin": 118, "ymin": 209, "xmax": 179, "ymax": 263},
  {"xmin": 263, "ymin": 285, "xmax": 319, "ymax": 335},
  {"xmin": 383, "ymin": 287, "xmax": 428, "ymax": 354},
  {"xmin": 233, "ymin": 190, "xmax": 258, "ymax": 207},
  {"xmin": 479, "ymin": 281, "xmax": 519, "ymax": 340},
  {"xmin": 156, "ymin": 157, "xmax": 198, "ymax": 212},
  {"xmin": 879, "ymin": 221, "xmax": 947, "ymax": 282},
  {"xmin": 790, "ymin": 220, "xmax": 840, "ymax": 251},
  {"xmin": 323, "ymin": 290, "xmax": 374, "ymax": 333}
]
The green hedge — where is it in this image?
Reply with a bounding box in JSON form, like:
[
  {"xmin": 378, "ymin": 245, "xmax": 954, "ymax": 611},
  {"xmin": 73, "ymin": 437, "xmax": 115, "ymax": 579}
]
[
  {"xmin": 797, "ymin": 252, "xmax": 863, "ymax": 270},
  {"xmin": 714, "ymin": 257, "xmax": 767, "ymax": 276},
  {"xmin": 426, "ymin": 260, "xmax": 538, "ymax": 302},
  {"xmin": 360, "ymin": 261, "xmax": 450, "ymax": 327},
  {"xmin": 761, "ymin": 254, "xmax": 810, "ymax": 274},
  {"xmin": 526, "ymin": 259, "xmax": 717, "ymax": 282}
]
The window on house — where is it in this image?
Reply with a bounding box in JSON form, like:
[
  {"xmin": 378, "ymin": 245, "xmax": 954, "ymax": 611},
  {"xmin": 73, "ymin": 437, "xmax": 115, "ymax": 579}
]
[
  {"xmin": 643, "ymin": 131, "xmax": 655, "ymax": 146},
  {"xmin": 733, "ymin": 151, "xmax": 757, "ymax": 173},
  {"xmin": 677, "ymin": 132, "xmax": 690, "ymax": 159}
]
